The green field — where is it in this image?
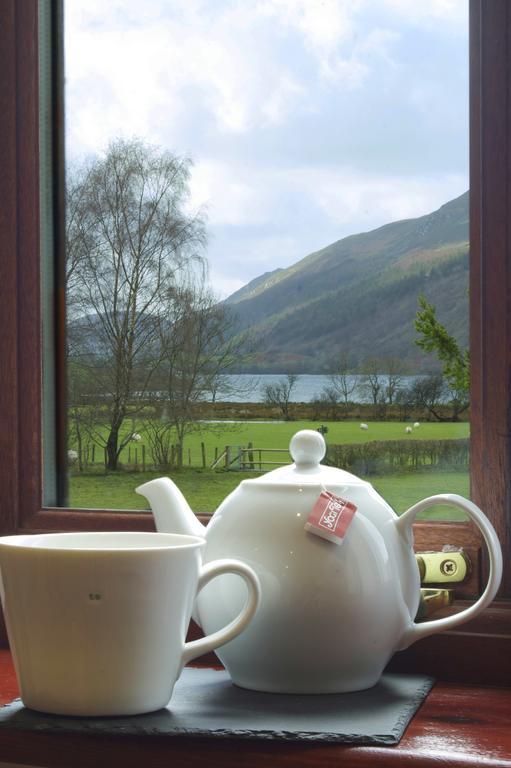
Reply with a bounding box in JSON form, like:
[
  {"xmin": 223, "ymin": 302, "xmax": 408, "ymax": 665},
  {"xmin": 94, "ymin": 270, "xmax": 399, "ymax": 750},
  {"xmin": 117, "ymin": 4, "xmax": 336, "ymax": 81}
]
[
  {"xmin": 71, "ymin": 419, "xmax": 469, "ymax": 468},
  {"xmin": 69, "ymin": 468, "xmax": 469, "ymax": 520},
  {"xmin": 69, "ymin": 419, "xmax": 470, "ymax": 520}
]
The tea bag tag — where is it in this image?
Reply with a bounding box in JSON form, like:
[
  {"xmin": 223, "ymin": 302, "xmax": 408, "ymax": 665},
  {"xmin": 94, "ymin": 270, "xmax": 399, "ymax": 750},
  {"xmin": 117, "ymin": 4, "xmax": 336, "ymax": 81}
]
[{"xmin": 305, "ymin": 491, "xmax": 357, "ymax": 545}]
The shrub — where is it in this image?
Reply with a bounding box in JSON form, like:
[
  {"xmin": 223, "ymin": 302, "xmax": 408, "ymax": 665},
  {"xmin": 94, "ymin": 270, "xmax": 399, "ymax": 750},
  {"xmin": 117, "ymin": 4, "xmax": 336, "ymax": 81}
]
[{"xmin": 326, "ymin": 438, "xmax": 469, "ymax": 476}]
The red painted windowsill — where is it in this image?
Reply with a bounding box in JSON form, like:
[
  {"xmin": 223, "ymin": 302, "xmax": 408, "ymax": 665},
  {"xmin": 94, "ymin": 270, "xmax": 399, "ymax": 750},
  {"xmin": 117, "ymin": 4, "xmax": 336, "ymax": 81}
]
[{"xmin": 0, "ymin": 650, "xmax": 510, "ymax": 768}]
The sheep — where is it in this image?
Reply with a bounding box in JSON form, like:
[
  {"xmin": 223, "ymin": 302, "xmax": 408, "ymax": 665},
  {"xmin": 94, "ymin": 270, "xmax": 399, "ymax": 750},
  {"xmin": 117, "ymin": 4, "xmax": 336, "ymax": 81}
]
[
  {"xmin": 67, "ymin": 449, "xmax": 78, "ymax": 463},
  {"xmin": 413, "ymin": 422, "xmax": 420, "ymax": 429},
  {"xmin": 405, "ymin": 426, "xmax": 412, "ymax": 434},
  {"xmin": 360, "ymin": 423, "xmax": 368, "ymax": 430},
  {"xmin": 131, "ymin": 433, "xmax": 142, "ymax": 442}
]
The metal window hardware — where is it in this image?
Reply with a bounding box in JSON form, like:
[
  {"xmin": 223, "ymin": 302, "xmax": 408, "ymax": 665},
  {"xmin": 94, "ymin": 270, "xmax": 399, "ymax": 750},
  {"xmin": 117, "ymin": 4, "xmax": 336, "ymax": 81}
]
[
  {"xmin": 416, "ymin": 588, "xmax": 454, "ymax": 621},
  {"xmin": 416, "ymin": 550, "xmax": 471, "ymax": 584}
]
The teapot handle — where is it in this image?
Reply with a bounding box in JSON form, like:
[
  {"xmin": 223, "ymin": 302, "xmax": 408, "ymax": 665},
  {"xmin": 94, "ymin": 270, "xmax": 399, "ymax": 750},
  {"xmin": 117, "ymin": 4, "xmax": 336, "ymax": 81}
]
[
  {"xmin": 180, "ymin": 559, "xmax": 261, "ymax": 668},
  {"xmin": 395, "ymin": 494, "xmax": 503, "ymax": 650}
]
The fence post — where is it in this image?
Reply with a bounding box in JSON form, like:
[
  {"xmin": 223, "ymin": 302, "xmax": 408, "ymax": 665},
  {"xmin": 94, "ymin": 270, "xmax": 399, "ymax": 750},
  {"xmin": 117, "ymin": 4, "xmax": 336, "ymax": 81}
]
[
  {"xmin": 188, "ymin": 448, "xmax": 192, "ymax": 466},
  {"xmin": 201, "ymin": 442, "xmax": 206, "ymax": 469},
  {"xmin": 135, "ymin": 448, "xmax": 138, "ymax": 468},
  {"xmin": 92, "ymin": 444, "xmax": 95, "ymax": 464},
  {"xmin": 225, "ymin": 445, "xmax": 229, "ymax": 469},
  {"xmin": 104, "ymin": 447, "xmax": 107, "ymax": 470},
  {"xmin": 142, "ymin": 444, "xmax": 146, "ymax": 472},
  {"xmin": 247, "ymin": 441, "xmax": 254, "ymax": 470},
  {"xmin": 214, "ymin": 446, "xmax": 219, "ymax": 463}
]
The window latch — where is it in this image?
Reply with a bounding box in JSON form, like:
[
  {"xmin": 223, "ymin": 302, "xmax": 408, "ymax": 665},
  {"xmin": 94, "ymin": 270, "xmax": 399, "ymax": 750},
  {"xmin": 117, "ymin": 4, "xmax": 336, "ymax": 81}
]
[
  {"xmin": 416, "ymin": 550, "xmax": 471, "ymax": 584},
  {"xmin": 416, "ymin": 588, "xmax": 454, "ymax": 620}
]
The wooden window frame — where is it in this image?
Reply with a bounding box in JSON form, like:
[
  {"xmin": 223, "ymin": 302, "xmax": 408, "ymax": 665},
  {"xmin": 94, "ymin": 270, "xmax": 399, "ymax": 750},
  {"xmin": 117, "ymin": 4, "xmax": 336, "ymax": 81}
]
[{"xmin": 0, "ymin": 0, "xmax": 510, "ymax": 683}]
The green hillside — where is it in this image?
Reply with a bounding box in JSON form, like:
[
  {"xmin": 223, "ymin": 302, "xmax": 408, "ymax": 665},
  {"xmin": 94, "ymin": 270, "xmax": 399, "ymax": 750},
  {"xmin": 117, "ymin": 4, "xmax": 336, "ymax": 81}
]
[{"xmin": 225, "ymin": 192, "xmax": 469, "ymax": 372}]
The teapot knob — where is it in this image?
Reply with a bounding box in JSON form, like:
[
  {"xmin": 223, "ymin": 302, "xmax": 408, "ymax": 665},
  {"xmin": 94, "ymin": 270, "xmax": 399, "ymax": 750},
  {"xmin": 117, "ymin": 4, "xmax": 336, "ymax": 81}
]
[{"xmin": 290, "ymin": 430, "xmax": 326, "ymax": 468}]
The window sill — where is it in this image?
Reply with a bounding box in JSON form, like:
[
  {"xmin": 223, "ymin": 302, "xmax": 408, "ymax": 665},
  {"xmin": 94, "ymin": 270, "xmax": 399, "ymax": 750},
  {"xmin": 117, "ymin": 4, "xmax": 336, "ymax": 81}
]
[{"xmin": 0, "ymin": 652, "xmax": 510, "ymax": 768}]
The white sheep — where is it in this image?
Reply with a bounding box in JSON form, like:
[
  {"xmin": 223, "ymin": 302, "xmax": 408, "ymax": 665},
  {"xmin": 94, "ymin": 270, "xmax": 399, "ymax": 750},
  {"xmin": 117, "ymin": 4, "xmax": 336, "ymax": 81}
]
[
  {"xmin": 360, "ymin": 423, "xmax": 368, "ymax": 430},
  {"xmin": 131, "ymin": 433, "xmax": 142, "ymax": 442},
  {"xmin": 413, "ymin": 422, "xmax": 420, "ymax": 429},
  {"xmin": 67, "ymin": 449, "xmax": 78, "ymax": 463},
  {"xmin": 405, "ymin": 426, "xmax": 412, "ymax": 434}
]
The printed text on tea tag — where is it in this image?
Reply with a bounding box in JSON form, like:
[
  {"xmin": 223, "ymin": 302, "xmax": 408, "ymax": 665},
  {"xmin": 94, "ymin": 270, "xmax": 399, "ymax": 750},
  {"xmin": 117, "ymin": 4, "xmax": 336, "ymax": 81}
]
[{"xmin": 304, "ymin": 491, "xmax": 357, "ymax": 545}]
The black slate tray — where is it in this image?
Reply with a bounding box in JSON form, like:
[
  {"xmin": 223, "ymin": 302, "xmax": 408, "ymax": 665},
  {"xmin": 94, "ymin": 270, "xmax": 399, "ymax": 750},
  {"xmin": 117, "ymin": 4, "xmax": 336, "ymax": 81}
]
[{"xmin": 0, "ymin": 668, "xmax": 434, "ymax": 746}]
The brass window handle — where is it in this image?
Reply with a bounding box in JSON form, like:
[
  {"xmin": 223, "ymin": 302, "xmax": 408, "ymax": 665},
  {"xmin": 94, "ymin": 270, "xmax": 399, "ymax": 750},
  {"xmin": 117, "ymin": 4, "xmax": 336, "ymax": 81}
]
[
  {"xmin": 416, "ymin": 551, "xmax": 471, "ymax": 584},
  {"xmin": 416, "ymin": 589, "xmax": 454, "ymax": 621}
]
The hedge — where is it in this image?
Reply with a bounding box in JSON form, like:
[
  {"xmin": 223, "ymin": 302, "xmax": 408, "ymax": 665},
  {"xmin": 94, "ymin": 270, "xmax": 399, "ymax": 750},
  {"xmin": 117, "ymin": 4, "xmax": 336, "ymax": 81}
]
[{"xmin": 326, "ymin": 438, "xmax": 469, "ymax": 476}]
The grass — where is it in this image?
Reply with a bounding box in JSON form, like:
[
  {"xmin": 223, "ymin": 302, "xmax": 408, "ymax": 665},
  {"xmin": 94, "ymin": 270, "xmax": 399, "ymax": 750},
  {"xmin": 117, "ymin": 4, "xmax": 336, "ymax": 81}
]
[
  {"xmin": 72, "ymin": 419, "xmax": 470, "ymax": 468},
  {"xmin": 69, "ymin": 467, "xmax": 470, "ymax": 521},
  {"xmin": 69, "ymin": 419, "xmax": 471, "ymax": 521}
]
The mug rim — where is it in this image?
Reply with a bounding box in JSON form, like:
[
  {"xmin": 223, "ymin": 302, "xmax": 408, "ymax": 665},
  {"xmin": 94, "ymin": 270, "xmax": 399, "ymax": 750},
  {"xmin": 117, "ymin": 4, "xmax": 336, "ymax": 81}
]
[{"xmin": 0, "ymin": 531, "xmax": 206, "ymax": 552}]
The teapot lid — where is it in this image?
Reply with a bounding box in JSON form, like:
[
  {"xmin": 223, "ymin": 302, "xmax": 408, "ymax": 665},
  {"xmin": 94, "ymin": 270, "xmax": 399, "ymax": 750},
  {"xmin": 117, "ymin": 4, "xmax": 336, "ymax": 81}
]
[{"xmin": 244, "ymin": 430, "xmax": 368, "ymax": 488}]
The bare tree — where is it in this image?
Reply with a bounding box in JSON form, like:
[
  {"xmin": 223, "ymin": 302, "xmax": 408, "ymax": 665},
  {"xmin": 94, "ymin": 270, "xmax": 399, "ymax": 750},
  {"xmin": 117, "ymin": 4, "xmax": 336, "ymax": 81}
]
[
  {"xmin": 67, "ymin": 361, "xmax": 100, "ymax": 471},
  {"xmin": 262, "ymin": 374, "xmax": 299, "ymax": 420},
  {"xmin": 144, "ymin": 419, "xmax": 175, "ymax": 469},
  {"xmin": 312, "ymin": 385, "xmax": 340, "ymax": 421},
  {"xmin": 399, "ymin": 373, "xmax": 447, "ymax": 421},
  {"xmin": 328, "ymin": 352, "xmax": 356, "ymax": 408},
  {"xmin": 403, "ymin": 373, "xmax": 468, "ymax": 422},
  {"xmin": 358, "ymin": 356, "xmax": 404, "ymax": 415},
  {"xmin": 154, "ymin": 286, "xmax": 245, "ymax": 467},
  {"xmin": 382, "ymin": 358, "xmax": 404, "ymax": 406},
  {"xmin": 359, "ymin": 358, "xmax": 384, "ymax": 407},
  {"xmin": 206, "ymin": 373, "xmax": 258, "ymax": 404},
  {"xmin": 66, "ymin": 138, "xmax": 206, "ymax": 470}
]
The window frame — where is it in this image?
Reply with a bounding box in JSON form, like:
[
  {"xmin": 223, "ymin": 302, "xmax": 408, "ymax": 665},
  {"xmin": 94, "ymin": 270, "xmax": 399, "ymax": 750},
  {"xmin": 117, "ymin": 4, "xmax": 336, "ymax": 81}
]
[{"xmin": 0, "ymin": 0, "xmax": 510, "ymax": 681}]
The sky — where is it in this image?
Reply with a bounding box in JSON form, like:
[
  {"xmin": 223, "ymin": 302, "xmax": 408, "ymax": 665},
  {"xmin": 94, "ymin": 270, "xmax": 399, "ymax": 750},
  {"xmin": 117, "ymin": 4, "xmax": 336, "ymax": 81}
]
[{"xmin": 64, "ymin": 0, "xmax": 468, "ymax": 299}]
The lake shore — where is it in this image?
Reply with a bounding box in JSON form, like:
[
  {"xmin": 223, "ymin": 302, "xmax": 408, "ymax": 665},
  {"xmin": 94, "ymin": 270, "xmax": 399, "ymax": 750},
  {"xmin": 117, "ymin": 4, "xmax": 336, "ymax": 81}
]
[{"xmin": 197, "ymin": 400, "xmax": 470, "ymax": 422}]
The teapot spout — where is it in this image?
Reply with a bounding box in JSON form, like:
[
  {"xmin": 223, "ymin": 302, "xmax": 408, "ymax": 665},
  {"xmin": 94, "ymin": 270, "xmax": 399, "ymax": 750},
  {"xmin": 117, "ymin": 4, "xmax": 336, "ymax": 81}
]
[{"xmin": 136, "ymin": 477, "xmax": 206, "ymax": 538}]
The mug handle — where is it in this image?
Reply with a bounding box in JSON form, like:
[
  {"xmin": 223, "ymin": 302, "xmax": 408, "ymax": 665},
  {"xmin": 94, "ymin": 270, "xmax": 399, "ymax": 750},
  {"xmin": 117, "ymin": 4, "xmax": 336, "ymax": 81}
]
[
  {"xmin": 395, "ymin": 493, "xmax": 503, "ymax": 650},
  {"xmin": 180, "ymin": 558, "xmax": 261, "ymax": 668}
]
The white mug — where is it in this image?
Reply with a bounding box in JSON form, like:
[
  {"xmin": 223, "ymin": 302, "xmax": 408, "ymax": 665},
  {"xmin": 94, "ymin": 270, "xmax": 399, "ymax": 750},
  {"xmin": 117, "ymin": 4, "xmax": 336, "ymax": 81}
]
[{"xmin": 0, "ymin": 531, "xmax": 261, "ymax": 716}]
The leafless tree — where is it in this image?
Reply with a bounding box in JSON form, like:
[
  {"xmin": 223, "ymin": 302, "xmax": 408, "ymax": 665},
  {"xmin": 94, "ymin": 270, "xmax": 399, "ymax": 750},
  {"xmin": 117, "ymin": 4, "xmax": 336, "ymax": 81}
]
[
  {"xmin": 262, "ymin": 374, "xmax": 299, "ymax": 420},
  {"xmin": 359, "ymin": 356, "xmax": 404, "ymax": 414},
  {"xmin": 328, "ymin": 352, "xmax": 357, "ymax": 408},
  {"xmin": 382, "ymin": 358, "xmax": 404, "ymax": 406},
  {"xmin": 359, "ymin": 358, "xmax": 384, "ymax": 407},
  {"xmin": 312, "ymin": 385, "xmax": 340, "ymax": 421},
  {"xmin": 206, "ymin": 373, "xmax": 258, "ymax": 404},
  {"xmin": 67, "ymin": 362, "xmax": 100, "ymax": 471},
  {"xmin": 400, "ymin": 373, "xmax": 467, "ymax": 422},
  {"xmin": 144, "ymin": 419, "xmax": 175, "ymax": 469},
  {"xmin": 66, "ymin": 138, "xmax": 206, "ymax": 470},
  {"xmin": 153, "ymin": 285, "xmax": 246, "ymax": 467}
]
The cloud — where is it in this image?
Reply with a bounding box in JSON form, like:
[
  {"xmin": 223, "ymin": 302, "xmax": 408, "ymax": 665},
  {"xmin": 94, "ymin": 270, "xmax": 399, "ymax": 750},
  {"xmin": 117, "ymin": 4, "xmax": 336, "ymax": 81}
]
[
  {"xmin": 255, "ymin": 0, "xmax": 398, "ymax": 86},
  {"xmin": 66, "ymin": 0, "xmax": 311, "ymax": 152},
  {"xmin": 187, "ymin": 161, "xmax": 270, "ymax": 227},
  {"xmin": 65, "ymin": 0, "xmax": 469, "ymax": 298},
  {"xmin": 189, "ymin": 159, "xmax": 467, "ymax": 297},
  {"xmin": 65, "ymin": 0, "xmax": 407, "ymax": 158},
  {"xmin": 380, "ymin": 0, "xmax": 467, "ymax": 29},
  {"xmin": 303, "ymin": 168, "xmax": 467, "ymax": 228}
]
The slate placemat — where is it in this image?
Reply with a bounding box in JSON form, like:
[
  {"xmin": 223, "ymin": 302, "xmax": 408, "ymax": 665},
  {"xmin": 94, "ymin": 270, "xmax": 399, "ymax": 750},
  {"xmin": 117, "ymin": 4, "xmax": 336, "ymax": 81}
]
[{"xmin": 0, "ymin": 668, "xmax": 434, "ymax": 745}]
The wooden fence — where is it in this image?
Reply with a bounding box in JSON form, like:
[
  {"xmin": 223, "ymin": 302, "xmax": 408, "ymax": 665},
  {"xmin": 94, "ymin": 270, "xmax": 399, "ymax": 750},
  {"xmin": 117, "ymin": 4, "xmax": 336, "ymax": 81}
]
[
  {"xmin": 212, "ymin": 444, "xmax": 290, "ymax": 471},
  {"xmin": 71, "ymin": 438, "xmax": 469, "ymax": 475}
]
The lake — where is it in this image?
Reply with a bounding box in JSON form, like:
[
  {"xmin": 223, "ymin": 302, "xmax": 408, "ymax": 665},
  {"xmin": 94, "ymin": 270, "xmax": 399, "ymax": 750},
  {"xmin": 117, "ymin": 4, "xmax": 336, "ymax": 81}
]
[{"xmin": 213, "ymin": 374, "xmax": 419, "ymax": 404}]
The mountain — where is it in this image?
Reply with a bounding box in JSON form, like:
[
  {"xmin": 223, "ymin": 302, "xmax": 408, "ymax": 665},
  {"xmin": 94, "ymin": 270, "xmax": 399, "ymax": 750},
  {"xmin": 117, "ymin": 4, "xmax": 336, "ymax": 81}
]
[{"xmin": 224, "ymin": 192, "xmax": 469, "ymax": 373}]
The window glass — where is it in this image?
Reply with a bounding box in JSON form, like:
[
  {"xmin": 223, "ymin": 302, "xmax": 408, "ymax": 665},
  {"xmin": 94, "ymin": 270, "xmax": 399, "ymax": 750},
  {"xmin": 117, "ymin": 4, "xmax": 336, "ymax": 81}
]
[
  {"xmin": 40, "ymin": 0, "xmax": 60, "ymax": 506},
  {"xmin": 62, "ymin": 0, "xmax": 469, "ymax": 520}
]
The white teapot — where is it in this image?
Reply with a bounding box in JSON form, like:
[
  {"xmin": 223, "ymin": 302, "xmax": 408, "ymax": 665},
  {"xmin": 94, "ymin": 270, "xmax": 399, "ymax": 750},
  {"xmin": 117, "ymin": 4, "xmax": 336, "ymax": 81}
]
[{"xmin": 137, "ymin": 430, "xmax": 502, "ymax": 693}]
